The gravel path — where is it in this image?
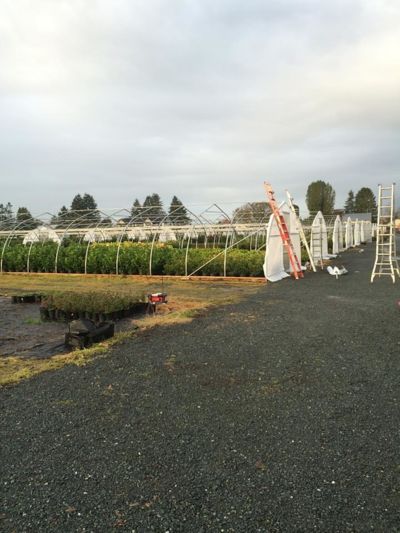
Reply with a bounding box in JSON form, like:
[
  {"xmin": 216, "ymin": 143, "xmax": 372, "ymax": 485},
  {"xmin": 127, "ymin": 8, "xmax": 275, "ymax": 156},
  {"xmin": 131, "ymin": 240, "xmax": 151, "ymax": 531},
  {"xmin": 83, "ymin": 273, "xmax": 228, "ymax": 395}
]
[{"xmin": 1, "ymin": 242, "xmax": 399, "ymax": 532}]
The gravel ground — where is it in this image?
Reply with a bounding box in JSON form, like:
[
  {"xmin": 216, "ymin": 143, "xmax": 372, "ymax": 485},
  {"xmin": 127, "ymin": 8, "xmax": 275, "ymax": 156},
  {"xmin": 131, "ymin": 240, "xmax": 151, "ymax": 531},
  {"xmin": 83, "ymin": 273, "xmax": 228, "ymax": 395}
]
[{"xmin": 1, "ymin": 241, "xmax": 399, "ymax": 532}]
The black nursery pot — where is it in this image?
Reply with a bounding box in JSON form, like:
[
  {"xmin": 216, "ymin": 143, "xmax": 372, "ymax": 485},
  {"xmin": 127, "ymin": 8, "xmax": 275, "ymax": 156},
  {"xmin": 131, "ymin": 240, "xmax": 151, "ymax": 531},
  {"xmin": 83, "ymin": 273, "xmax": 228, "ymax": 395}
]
[
  {"xmin": 40, "ymin": 307, "xmax": 49, "ymax": 321},
  {"xmin": 58, "ymin": 310, "xmax": 67, "ymax": 322}
]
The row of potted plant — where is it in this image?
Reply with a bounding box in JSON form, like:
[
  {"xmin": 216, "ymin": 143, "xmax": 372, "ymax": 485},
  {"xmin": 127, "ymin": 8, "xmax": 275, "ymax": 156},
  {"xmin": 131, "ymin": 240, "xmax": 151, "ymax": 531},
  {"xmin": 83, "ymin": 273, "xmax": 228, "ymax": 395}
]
[
  {"xmin": 40, "ymin": 290, "xmax": 147, "ymax": 322},
  {"xmin": 1, "ymin": 242, "xmax": 267, "ymax": 276}
]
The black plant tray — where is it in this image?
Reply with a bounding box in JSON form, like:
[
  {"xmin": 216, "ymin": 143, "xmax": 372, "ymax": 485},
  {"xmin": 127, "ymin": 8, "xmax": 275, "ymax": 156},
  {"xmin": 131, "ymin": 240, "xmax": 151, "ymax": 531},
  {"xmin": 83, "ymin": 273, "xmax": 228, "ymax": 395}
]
[
  {"xmin": 11, "ymin": 294, "xmax": 42, "ymax": 304},
  {"xmin": 65, "ymin": 321, "xmax": 115, "ymax": 349}
]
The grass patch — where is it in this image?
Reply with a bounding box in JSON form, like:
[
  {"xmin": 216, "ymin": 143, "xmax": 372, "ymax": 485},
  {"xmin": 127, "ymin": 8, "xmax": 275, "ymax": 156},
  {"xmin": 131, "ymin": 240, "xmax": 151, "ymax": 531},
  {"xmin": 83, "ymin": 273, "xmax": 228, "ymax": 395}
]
[
  {"xmin": 0, "ymin": 329, "xmax": 137, "ymax": 386},
  {"xmin": 0, "ymin": 273, "xmax": 262, "ymax": 386},
  {"xmin": 23, "ymin": 317, "xmax": 42, "ymax": 325},
  {"xmin": 0, "ymin": 308, "xmax": 199, "ymax": 386}
]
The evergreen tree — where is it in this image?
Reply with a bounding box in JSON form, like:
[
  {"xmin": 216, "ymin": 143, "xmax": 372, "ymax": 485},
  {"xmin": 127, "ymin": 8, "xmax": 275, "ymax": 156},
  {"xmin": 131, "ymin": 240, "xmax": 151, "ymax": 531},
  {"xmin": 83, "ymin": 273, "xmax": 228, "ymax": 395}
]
[
  {"xmin": 16, "ymin": 207, "xmax": 38, "ymax": 229},
  {"xmin": 168, "ymin": 196, "xmax": 191, "ymax": 225},
  {"xmin": 82, "ymin": 193, "xmax": 100, "ymax": 224},
  {"xmin": 130, "ymin": 199, "xmax": 142, "ymax": 223},
  {"xmin": 0, "ymin": 202, "xmax": 14, "ymax": 229},
  {"xmin": 81, "ymin": 193, "xmax": 98, "ymax": 211},
  {"xmin": 69, "ymin": 193, "xmax": 100, "ymax": 225},
  {"xmin": 344, "ymin": 190, "xmax": 355, "ymax": 213},
  {"xmin": 59, "ymin": 205, "xmax": 69, "ymax": 218},
  {"xmin": 143, "ymin": 193, "xmax": 166, "ymax": 224},
  {"xmin": 70, "ymin": 194, "xmax": 83, "ymax": 212},
  {"xmin": 51, "ymin": 206, "xmax": 69, "ymax": 227},
  {"xmin": 306, "ymin": 180, "xmax": 335, "ymax": 214},
  {"xmin": 354, "ymin": 187, "xmax": 377, "ymax": 214}
]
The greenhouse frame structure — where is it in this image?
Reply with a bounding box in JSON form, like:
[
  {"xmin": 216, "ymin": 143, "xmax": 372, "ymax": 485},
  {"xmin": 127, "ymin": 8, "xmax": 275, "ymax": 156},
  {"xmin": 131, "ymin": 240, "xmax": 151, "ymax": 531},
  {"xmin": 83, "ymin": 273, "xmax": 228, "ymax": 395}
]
[{"xmin": 0, "ymin": 203, "xmax": 356, "ymax": 277}]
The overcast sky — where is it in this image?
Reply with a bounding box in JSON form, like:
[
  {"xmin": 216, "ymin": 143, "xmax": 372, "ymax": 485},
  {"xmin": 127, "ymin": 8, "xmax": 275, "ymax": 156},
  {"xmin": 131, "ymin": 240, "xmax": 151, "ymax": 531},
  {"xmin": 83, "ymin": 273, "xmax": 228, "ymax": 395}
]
[{"xmin": 1, "ymin": 0, "xmax": 399, "ymax": 216}]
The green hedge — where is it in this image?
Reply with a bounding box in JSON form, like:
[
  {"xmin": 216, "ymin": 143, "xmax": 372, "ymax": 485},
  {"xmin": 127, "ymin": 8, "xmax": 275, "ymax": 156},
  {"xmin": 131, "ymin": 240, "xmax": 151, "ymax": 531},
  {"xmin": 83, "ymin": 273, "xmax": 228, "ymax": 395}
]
[{"xmin": 1, "ymin": 242, "xmax": 265, "ymax": 277}]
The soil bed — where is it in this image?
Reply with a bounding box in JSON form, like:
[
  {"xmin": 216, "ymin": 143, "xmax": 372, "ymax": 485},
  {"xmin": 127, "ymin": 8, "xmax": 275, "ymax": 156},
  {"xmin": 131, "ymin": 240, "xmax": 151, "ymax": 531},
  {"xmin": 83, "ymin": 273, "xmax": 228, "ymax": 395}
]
[
  {"xmin": 0, "ymin": 297, "xmax": 142, "ymax": 359},
  {"xmin": 0, "ymin": 297, "xmax": 67, "ymax": 359}
]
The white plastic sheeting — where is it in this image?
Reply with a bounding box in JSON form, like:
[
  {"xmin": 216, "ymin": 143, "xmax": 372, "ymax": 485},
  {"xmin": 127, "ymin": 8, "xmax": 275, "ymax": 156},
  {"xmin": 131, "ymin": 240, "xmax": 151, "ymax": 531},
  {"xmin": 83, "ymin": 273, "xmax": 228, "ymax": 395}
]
[
  {"xmin": 263, "ymin": 202, "xmax": 301, "ymax": 282},
  {"xmin": 366, "ymin": 221, "xmax": 373, "ymax": 242},
  {"xmin": 183, "ymin": 230, "xmax": 199, "ymax": 240},
  {"xmin": 332, "ymin": 215, "xmax": 344, "ymax": 254},
  {"xmin": 158, "ymin": 226, "xmax": 177, "ymax": 242},
  {"xmin": 345, "ymin": 218, "xmax": 354, "ymax": 248},
  {"xmin": 83, "ymin": 230, "xmax": 108, "ymax": 243},
  {"xmin": 127, "ymin": 228, "xmax": 148, "ymax": 241},
  {"xmin": 360, "ymin": 221, "xmax": 365, "ymax": 243},
  {"xmin": 361, "ymin": 221, "xmax": 372, "ymax": 243},
  {"xmin": 327, "ymin": 265, "xmax": 348, "ymax": 278},
  {"xmin": 310, "ymin": 211, "xmax": 332, "ymax": 262},
  {"xmin": 23, "ymin": 226, "xmax": 61, "ymax": 244},
  {"xmin": 353, "ymin": 219, "xmax": 361, "ymax": 246}
]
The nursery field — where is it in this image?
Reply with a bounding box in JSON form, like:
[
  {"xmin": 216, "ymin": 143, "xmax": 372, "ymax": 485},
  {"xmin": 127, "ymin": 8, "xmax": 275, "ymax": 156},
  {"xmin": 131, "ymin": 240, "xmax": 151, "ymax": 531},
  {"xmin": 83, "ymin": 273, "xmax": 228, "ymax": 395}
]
[
  {"xmin": 1, "ymin": 241, "xmax": 399, "ymax": 531},
  {"xmin": 0, "ymin": 273, "xmax": 262, "ymax": 385}
]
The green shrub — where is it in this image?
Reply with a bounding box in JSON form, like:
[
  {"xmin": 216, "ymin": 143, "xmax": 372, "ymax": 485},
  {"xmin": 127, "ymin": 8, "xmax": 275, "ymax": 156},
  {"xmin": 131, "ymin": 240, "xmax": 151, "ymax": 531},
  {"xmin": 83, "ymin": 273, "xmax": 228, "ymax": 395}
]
[
  {"xmin": 58, "ymin": 243, "xmax": 86, "ymax": 273},
  {"xmin": 2, "ymin": 244, "xmax": 28, "ymax": 272},
  {"xmin": 1, "ymin": 241, "xmax": 266, "ymax": 277},
  {"xmin": 43, "ymin": 290, "xmax": 146, "ymax": 314}
]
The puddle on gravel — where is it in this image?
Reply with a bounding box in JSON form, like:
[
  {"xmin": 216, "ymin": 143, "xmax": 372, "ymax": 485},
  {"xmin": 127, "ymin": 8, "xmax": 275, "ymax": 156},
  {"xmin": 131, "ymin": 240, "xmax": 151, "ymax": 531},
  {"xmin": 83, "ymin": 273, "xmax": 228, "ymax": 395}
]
[{"xmin": 0, "ymin": 297, "xmax": 137, "ymax": 359}]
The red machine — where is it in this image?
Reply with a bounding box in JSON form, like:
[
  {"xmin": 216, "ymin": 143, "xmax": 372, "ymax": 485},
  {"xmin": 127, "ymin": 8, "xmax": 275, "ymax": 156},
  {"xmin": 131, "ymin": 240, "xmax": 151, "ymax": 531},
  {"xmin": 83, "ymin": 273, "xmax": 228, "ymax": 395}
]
[
  {"xmin": 147, "ymin": 293, "xmax": 168, "ymax": 314},
  {"xmin": 148, "ymin": 293, "xmax": 168, "ymax": 304}
]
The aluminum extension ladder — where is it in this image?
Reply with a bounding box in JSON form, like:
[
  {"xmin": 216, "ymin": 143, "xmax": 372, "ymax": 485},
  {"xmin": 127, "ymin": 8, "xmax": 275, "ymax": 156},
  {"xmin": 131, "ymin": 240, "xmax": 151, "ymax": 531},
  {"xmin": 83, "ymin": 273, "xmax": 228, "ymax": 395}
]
[
  {"xmin": 371, "ymin": 183, "xmax": 400, "ymax": 283},
  {"xmin": 264, "ymin": 182, "xmax": 304, "ymax": 279}
]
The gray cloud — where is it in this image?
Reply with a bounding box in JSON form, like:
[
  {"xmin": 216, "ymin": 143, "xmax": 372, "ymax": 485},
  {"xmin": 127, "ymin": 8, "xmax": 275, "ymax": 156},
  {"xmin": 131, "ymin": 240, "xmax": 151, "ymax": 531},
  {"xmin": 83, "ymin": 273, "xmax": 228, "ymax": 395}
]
[{"xmin": 1, "ymin": 0, "xmax": 399, "ymax": 216}]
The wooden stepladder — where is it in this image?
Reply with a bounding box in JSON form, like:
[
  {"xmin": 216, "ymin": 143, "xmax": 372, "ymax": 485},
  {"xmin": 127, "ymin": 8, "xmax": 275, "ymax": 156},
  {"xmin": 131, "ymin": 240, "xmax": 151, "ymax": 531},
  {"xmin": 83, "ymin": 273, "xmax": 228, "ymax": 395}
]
[
  {"xmin": 371, "ymin": 183, "xmax": 400, "ymax": 283},
  {"xmin": 264, "ymin": 182, "xmax": 304, "ymax": 279},
  {"xmin": 285, "ymin": 190, "xmax": 317, "ymax": 272}
]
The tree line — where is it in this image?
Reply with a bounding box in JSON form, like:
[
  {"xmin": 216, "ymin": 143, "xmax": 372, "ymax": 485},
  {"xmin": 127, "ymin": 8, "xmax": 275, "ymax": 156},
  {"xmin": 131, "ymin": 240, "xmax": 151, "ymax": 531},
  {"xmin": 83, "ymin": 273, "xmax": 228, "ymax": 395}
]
[
  {"xmin": 130, "ymin": 194, "xmax": 191, "ymax": 225},
  {"xmin": 0, "ymin": 204, "xmax": 38, "ymax": 230},
  {"xmin": 0, "ymin": 193, "xmax": 192, "ymax": 230},
  {"xmin": 0, "ymin": 183, "xmax": 391, "ymax": 231},
  {"xmin": 51, "ymin": 193, "xmax": 192, "ymax": 226},
  {"xmin": 306, "ymin": 180, "xmax": 378, "ymax": 216}
]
